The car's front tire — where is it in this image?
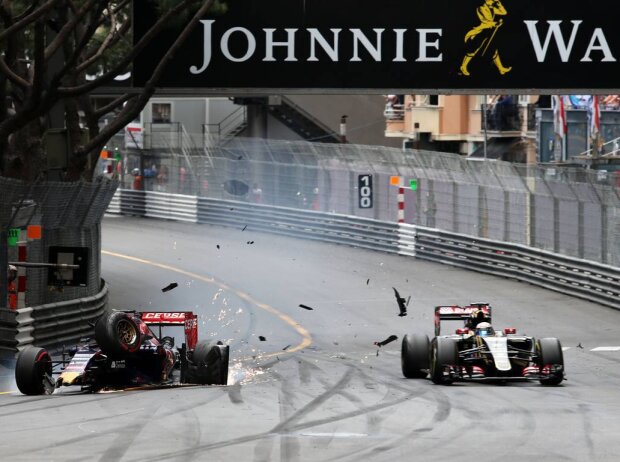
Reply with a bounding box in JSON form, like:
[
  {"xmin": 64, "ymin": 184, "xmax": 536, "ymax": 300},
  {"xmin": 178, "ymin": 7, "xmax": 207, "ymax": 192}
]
[
  {"xmin": 537, "ymin": 338, "xmax": 564, "ymax": 386},
  {"xmin": 401, "ymin": 334, "xmax": 429, "ymax": 378},
  {"xmin": 430, "ymin": 337, "xmax": 458, "ymax": 385},
  {"xmin": 15, "ymin": 346, "xmax": 54, "ymax": 395}
]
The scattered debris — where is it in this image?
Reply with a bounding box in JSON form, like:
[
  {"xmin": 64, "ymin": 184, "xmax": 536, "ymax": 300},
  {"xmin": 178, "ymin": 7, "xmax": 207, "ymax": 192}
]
[
  {"xmin": 242, "ymin": 225, "xmax": 247, "ymax": 231},
  {"xmin": 216, "ymin": 244, "xmax": 220, "ymax": 250},
  {"xmin": 333, "ymin": 342, "xmax": 339, "ymax": 346},
  {"xmin": 299, "ymin": 304, "xmax": 314, "ymax": 310},
  {"xmin": 283, "ymin": 344, "xmax": 291, "ymax": 351},
  {"xmin": 392, "ymin": 287, "xmax": 408, "ymax": 317},
  {"xmin": 366, "ymin": 278, "xmax": 370, "ymax": 285},
  {"xmin": 259, "ymin": 336, "xmax": 266, "ymax": 341},
  {"xmin": 161, "ymin": 282, "xmax": 178, "ymax": 293},
  {"xmin": 374, "ymin": 335, "xmax": 398, "ymax": 347},
  {"xmin": 577, "ymin": 343, "xmax": 584, "ymax": 349},
  {"xmin": 247, "ymin": 241, "xmax": 254, "ymax": 245}
]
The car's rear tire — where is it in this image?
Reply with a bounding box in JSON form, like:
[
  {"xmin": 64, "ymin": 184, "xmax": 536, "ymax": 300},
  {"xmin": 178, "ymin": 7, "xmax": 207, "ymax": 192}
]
[
  {"xmin": 15, "ymin": 346, "xmax": 54, "ymax": 395},
  {"xmin": 430, "ymin": 337, "xmax": 458, "ymax": 385},
  {"xmin": 537, "ymin": 338, "xmax": 564, "ymax": 386},
  {"xmin": 186, "ymin": 340, "xmax": 229, "ymax": 385},
  {"xmin": 401, "ymin": 334, "xmax": 429, "ymax": 378},
  {"xmin": 95, "ymin": 310, "xmax": 142, "ymax": 358}
]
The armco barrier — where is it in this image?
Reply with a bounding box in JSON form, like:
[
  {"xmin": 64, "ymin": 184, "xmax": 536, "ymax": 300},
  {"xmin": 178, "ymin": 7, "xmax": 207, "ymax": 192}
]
[
  {"xmin": 411, "ymin": 226, "xmax": 620, "ymax": 310},
  {"xmin": 106, "ymin": 190, "xmax": 619, "ymax": 310},
  {"xmin": 0, "ymin": 281, "xmax": 109, "ymax": 355}
]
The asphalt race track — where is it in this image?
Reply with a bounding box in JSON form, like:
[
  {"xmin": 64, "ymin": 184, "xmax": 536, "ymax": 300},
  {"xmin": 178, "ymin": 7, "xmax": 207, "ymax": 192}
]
[{"xmin": 1, "ymin": 216, "xmax": 620, "ymax": 461}]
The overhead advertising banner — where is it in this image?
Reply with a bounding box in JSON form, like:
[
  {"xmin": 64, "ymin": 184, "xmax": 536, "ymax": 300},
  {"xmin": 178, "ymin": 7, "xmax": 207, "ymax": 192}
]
[{"xmin": 133, "ymin": 0, "xmax": 620, "ymax": 92}]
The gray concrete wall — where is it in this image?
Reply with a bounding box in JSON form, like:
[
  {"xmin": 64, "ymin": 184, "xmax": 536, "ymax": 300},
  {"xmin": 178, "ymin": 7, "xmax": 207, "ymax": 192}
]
[{"xmin": 285, "ymin": 95, "xmax": 402, "ymax": 148}]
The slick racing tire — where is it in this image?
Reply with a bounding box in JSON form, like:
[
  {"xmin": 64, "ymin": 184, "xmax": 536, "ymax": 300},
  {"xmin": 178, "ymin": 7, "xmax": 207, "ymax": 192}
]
[
  {"xmin": 401, "ymin": 334, "xmax": 430, "ymax": 379},
  {"xmin": 430, "ymin": 337, "xmax": 458, "ymax": 385},
  {"xmin": 95, "ymin": 310, "xmax": 142, "ymax": 358},
  {"xmin": 186, "ymin": 340, "xmax": 229, "ymax": 386},
  {"xmin": 536, "ymin": 338, "xmax": 564, "ymax": 386},
  {"xmin": 15, "ymin": 346, "xmax": 54, "ymax": 395}
]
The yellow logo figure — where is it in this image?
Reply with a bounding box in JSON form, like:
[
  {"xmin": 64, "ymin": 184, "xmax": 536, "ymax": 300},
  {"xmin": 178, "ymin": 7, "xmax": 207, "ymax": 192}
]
[{"xmin": 460, "ymin": 0, "xmax": 512, "ymax": 76}]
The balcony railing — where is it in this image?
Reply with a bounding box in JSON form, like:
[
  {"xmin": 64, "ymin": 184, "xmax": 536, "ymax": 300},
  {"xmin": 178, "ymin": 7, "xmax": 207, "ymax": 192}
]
[{"xmin": 384, "ymin": 103, "xmax": 405, "ymax": 120}]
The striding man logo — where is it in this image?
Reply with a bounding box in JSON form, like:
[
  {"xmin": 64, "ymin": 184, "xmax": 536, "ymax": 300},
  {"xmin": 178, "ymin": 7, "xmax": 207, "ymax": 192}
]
[{"xmin": 460, "ymin": 0, "xmax": 512, "ymax": 76}]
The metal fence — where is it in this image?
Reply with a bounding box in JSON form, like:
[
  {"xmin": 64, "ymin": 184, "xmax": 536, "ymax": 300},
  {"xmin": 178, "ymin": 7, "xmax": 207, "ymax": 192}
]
[
  {"xmin": 0, "ymin": 177, "xmax": 118, "ymax": 307},
  {"xmin": 102, "ymin": 137, "xmax": 619, "ymax": 267}
]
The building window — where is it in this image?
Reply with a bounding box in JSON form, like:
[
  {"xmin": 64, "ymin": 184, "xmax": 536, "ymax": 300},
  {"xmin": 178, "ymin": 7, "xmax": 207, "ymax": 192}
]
[{"xmin": 152, "ymin": 103, "xmax": 171, "ymax": 123}]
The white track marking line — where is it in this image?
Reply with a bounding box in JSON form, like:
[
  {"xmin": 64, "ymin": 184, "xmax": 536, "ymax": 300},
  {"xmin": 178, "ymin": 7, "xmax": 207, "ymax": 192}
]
[{"xmin": 590, "ymin": 346, "xmax": 620, "ymax": 352}]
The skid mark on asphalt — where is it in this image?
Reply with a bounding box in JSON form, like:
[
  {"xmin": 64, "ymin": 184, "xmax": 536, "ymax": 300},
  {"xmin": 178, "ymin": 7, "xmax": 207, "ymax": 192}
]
[
  {"xmin": 102, "ymin": 250, "xmax": 312, "ymax": 357},
  {"xmin": 138, "ymin": 366, "xmax": 429, "ymax": 462},
  {"xmin": 577, "ymin": 403, "xmax": 595, "ymax": 459}
]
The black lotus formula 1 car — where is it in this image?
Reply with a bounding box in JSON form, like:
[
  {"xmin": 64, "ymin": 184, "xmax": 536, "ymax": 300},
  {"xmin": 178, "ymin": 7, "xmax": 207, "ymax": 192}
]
[
  {"xmin": 15, "ymin": 310, "xmax": 229, "ymax": 395},
  {"xmin": 401, "ymin": 303, "xmax": 565, "ymax": 385}
]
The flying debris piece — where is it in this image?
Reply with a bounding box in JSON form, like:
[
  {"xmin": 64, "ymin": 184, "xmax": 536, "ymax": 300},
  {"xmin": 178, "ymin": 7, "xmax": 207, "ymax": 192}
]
[
  {"xmin": 242, "ymin": 225, "xmax": 247, "ymax": 231},
  {"xmin": 577, "ymin": 343, "xmax": 584, "ymax": 349},
  {"xmin": 216, "ymin": 245, "xmax": 220, "ymax": 250},
  {"xmin": 237, "ymin": 156, "xmax": 243, "ymax": 160},
  {"xmin": 223, "ymin": 179, "xmax": 249, "ymax": 196},
  {"xmin": 376, "ymin": 350, "xmax": 379, "ymax": 357},
  {"xmin": 161, "ymin": 282, "xmax": 178, "ymax": 293},
  {"xmin": 259, "ymin": 336, "xmax": 266, "ymax": 341},
  {"xmin": 406, "ymin": 295, "xmax": 411, "ymax": 307},
  {"xmin": 299, "ymin": 304, "xmax": 314, "ymax": 311},
  {"xmin": 374, "ymin": 335, "xmax": 398, "ymax": 347},
  {"xmin": 247, "ymin": 241, "xmax": 254, "ymax": 245},
  {"xmin": 283, "ymin": 344, "xmax": 291, "ymax": 351},
  {"xmin": 366, "ymin": 279, "xmax": 370, "ymax": 285},
  {"xmin": 392, "ymin": 287, "xmax": 408, "ymax": 317}
]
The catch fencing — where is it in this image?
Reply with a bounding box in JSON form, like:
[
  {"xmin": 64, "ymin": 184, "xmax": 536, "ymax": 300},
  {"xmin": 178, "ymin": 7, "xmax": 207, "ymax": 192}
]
[
  {"xmin": 0, "ymin": 177, "xmax": 118, "ymax": 353},
  {"xmin": 108, "ymin": 193, "xmax": 620, "ymax": 310},
  {"xmin": 108, "ymin": 137, "xmax": 619, "ymax": 267}
]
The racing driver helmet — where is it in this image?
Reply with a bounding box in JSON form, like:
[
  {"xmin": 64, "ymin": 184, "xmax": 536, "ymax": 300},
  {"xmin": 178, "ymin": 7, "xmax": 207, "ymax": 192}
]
[
  {"xmin": 475, "ymin": 322, "xmax": 494, "ymax": 337},
  {"xmin": 467, "ymin": 309, "xmax": 487, "ymax": 328}
]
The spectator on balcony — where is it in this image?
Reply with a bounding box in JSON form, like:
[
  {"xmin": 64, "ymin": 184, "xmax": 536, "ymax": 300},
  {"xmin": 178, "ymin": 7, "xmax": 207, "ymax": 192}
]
[
  {"xmin": 602, "ymin": 94, "xmax": 620, "ymax": 110},
  {"xmin": 493, "ymin": 94, "xmax": 516, "ymax": 129},
  {"xmin": 384, "ymin": 95, "xmax": 403, "ymax": 120}
]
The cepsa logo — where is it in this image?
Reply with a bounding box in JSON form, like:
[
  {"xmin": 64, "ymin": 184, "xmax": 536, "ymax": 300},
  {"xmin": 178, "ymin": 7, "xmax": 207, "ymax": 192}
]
[{"xmin": 142, "ymin": 312, "xmax": 187, "ymax": 322}]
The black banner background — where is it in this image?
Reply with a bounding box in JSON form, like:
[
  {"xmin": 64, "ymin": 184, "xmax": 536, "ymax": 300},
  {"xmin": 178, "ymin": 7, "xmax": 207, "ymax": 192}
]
[{"xmin": 133, "ymin": 0, "xmax": 620, "ymax": 91}]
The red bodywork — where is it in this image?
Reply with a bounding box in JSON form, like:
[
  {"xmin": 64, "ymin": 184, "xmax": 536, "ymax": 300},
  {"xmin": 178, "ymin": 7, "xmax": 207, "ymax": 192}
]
[{"xmin": 138, "ymin": 311, "xmax": 198, "ymax": 351}]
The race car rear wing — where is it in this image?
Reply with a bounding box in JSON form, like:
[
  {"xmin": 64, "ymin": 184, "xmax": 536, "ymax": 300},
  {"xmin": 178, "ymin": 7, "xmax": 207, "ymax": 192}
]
[
  {"xmin": 434, "ymin": 303, "xmax": 492, "ymax": 336},
  {"xmin": 139, "ymin": 312, "xmax": 198, "ymax": 350}
]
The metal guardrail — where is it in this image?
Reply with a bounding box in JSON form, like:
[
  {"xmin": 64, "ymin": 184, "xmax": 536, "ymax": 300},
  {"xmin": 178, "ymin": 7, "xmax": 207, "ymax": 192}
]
[
  {"xmin": 0, "ymin": 281, "xmax": 108, "ymax": 355},
  {"xmin": 412, "ymin": 226, "xmax": 620, "ymax": 310},
  {"xmin": 106, "ymin": 190, "xmax": 620, "ymax": 311},
  {"xmin": 197, "ymin": 198, "xmax": 400, "ymax": 254}
]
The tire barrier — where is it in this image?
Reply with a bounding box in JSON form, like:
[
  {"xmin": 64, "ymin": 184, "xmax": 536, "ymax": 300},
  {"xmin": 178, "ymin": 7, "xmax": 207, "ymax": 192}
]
[{"xmin": 0, "ymin": 281, "xmax": 109, "ymax": 356}]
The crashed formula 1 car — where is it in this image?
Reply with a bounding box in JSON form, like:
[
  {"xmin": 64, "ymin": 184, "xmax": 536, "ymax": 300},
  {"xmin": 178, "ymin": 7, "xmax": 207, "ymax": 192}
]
[
  {"xmin": 401, "ymin": 303, "xmax": 565, "ymax": 385},
  {"xmin": 15, "ymin": 310, "xmax": 229, "ymax": 395}
]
